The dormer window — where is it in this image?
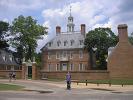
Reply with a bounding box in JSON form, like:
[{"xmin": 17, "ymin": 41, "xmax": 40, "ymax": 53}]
[
  {"xmin": 57, "ymin": 40, "xmax": 61, "ymax": 47},
  {"xmin": 9, "ymin": 55, "xmax": 13, "ymax": 62},
  {"xmin": 70, "ymin": 40, "xmax": 74, "ymax": 46},
  {"xmin": 2, "ymin": 55, "xmax": 6, "ymax": 61},
  {"xmin": 64, "ymin": 40, "xmax": 68, "ymax": 46},
  {"xmin": 79, "ymin": 40, "xmax": 84, "ymax": 45},
  {"xmin": 49, "ymin": 42, "xmax": 52, "ymax": 47}
]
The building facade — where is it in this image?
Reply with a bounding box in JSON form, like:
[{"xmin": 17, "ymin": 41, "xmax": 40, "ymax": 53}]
[
  {"xmin": 41, "ymin": 14, "xmax": 91, "ymax": 73},
  {"xmin": 0, "ymin": 49, "xmax": 22, "ymax": 78}
]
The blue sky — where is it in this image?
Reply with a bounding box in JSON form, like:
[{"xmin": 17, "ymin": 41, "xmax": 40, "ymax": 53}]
[{"xmin": 0, "ymin": 0, "xmax": 133, "ymax": 52}]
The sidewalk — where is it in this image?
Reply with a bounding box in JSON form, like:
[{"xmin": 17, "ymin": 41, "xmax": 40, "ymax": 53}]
[{"xmin": 0, "ymin": 79, "xmax": 133, "ymax": 93}]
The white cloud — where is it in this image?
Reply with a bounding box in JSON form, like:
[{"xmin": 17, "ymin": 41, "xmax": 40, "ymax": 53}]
[
  {"xmin": 0, "ymin": 0, "xmax": 45, "ymax": 10},
  {"xmin": 1, "ymin": 0, "xmax": 133, "ymax": 52},
  {"xmin": 2, "ymin": 18, "xmax": 9, "ymax": 22}
]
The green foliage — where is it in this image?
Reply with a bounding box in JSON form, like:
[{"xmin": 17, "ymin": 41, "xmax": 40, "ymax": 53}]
[
  {"xmin": 0, "ymin": 21, "xmax": 9, "ymax": 49},
  {"xmin": 10, "ymin": 15, "xmax": 47, "ymax": 61},
  {"xmin": 84, "ymin": 28, "xmax": 118, "ymax": 69},
  {"xmin": 34, "ymin": 52, "xmax": 41, "ymax": 68},
  {"xmin": 129, "ymin": 36, "xmax": 133, "ymax": 45}
]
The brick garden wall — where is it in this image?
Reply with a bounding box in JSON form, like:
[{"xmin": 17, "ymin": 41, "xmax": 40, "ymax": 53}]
[
  {"xmin": 40, "ymin": 70, "xmax": 109, "ymax": 80},
  {"xmin": 0, "ymin": 70, "xmax": 22, "ymax": 79}
]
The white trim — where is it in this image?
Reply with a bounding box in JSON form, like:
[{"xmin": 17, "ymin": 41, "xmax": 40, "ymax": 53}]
[
  {"xmin": 48, "ymin": 52, "xmax": 51, "ymax": 59},
  {"xmin": 70, "ymin": 51, "xmax": 73, "ymax": 59},
  {"xmin": 48, "ymin": 64, "xmax": 51, "ymax": 71},
  {"xmin": 70, "ymin": 63, "xmax": 74, "ymax": 71},
  {"xmin": 56, "ymin": 52, "xmax": 60, "ymax": 59},
  {"xmin": 79, "ymin": 50, "xmax": 83, "ymax": 58},
  {"xmin": 79, "ymin": 63, "xmax": 84, "ymax": 71},
  {"xmin": 56, "ymin": 64, "xmax": 60, "ymax": 71}
]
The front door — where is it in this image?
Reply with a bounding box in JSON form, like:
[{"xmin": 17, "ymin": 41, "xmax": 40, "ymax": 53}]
[
  {"xmin": 62, "ymin": 63, "xmax": 67, "ymax": 71},
  {"xmin": 28, "ymin": 66, "xmax": 32, "ymax": 79}
]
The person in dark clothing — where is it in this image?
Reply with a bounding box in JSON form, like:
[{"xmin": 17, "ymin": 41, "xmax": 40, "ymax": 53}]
[
  {"xmin": 9, "ymin": 72, "xmax": 12, "ymax": 82},
  {"xmin": 66, "ymin": 72, "xmax": 71, "ymax": 90},
  {"xmin": 12, "ymin": 72, "xmax": 16, "ymax": 80}
]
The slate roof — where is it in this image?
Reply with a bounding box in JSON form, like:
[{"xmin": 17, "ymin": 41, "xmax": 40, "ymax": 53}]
[
  {"xmin": 0, "ymin": 49, "xmax": 19, "ymax": 66},
  {"xmin": 42, "ymin": 31, "xmax": 85, "ymax": 51}
]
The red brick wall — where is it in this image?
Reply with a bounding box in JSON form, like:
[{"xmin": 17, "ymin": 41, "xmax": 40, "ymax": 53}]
[
  {"xmin": 41, "ymin": 49, "xmax": 90, "ymax": 71},
  {"xmin": 0, "ymin": 70, "xmax": 22, "ymax": 79},
  {"xmin": 40, "ymin": 70, "xmax": 109, "ymax": 80}
]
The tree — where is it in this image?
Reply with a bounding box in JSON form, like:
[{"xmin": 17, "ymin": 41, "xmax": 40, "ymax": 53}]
[
  {"xmin": 10, "ymin": 15, "xmax": 47, "ymax": 62},
  {"xmin": 0, "ymin": 21, "xmax": 9, "ymax": 49},
  {"xmin": 129, "ymin": 36, "xmax": 133, "ymax": 45},
  {"xmin": 84, "ymin": 28, "xmax": 118, "ymax": 69}
]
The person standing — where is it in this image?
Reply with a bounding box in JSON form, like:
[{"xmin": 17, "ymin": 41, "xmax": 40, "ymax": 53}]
[
  {"xmin": 12, "ymin": 72, "xmax": 16, "ymax": 80},
  {"xmin": 66, "ymin": 72, "xmax": 71, "ymax": 90},
  {"xmin": 9, "ymin": 72, "xmax": 12, "ymax": 82}
]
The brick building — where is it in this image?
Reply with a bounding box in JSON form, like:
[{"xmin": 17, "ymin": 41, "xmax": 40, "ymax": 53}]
[
  {"xmin": 41, "ymin": 13, "xmax": 91, "ymax": 73},
  {"xmin": 0, "ymin": 49, "xmax": 22, "ymax": 78}
]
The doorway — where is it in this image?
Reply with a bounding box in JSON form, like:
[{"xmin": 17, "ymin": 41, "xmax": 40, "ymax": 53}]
[{"xmin": 28, "ymin": 66, "xmax": 32, "ymax": 79}]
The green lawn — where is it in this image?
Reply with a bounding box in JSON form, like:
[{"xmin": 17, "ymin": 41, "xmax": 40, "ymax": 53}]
[
  {"xmin": 0, "ymin": 83, "xmax": 24, "ymax": 91},
  {"xmin": 79, "ymin": 79, "xmax": 133, "ymax": 85}
]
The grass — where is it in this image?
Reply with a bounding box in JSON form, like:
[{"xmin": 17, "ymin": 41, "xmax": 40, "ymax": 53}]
[
  {"xmin": 0, "ymin": 83, "xmax": 24, "ymax": 91},
  {"xmin": 79, "ymin": 79, "xmax": 133, "ymax": 85}
]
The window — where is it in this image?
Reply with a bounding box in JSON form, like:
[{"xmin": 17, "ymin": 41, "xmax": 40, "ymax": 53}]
[
  {"xmin": 63, "ymin": 51, "xmax": 67, "ymax": 58},
  {"xmin": 49, "ymin": 42, "xmax": 52, "ymax": 47},
  {"xmin": 79, "ymin": 40, "xmax": 83, "ymax": 45},
  {"xmin": 70, "ymin": 51, "xmax": 73, "ymax": 59},
  {"xmin": 79, "ymin": 63, "xmax": 84, "ymax": 71},
  {"xmin": 64, "ymin": 41, "xmax": 68, "ymax": 46},
  {"xmin": 79, "ymin": 50, "xmax": 83, "ymax": 58},
  {"xmin": 11, "ymin": 66, "xmax": 14, "ymax": 71},
  {"xmin": 14, "ymin": 66, "xmax": 20, "ymax": 70},
  {"xmin": 2, "ymin": 55, "xmax": 6, "ymax": 61},
  {"xmin": 48, "ymin": 64, "xmax": 51, "ymax": 71},
  {"xmin": 70, "ymin": 40, "xmax": 74, "ymax": 46},
  {"xmin": 56, "ymin": 52, "xmax": 60, "ymax": 59},
  {"xmin": 7, "ymin": 66, "xmax": 11, "ymax": 70},
  {"xmin": 56, "ymin": 64, "xmax": 60, "ymax": 71},
  {"xmin": 9, "ymin": 55, "xmax": 13, "ymax": 62},
  {"xmin": 57, "ymin": 40, "xmax": 61, "ymax": 47},
  {"xmin": 0, "ymin": 66, "xmax": 6, "ymax": 70},
  {"xmin": 48, "ymin": 52, "xmax": 51, "ymax": 59},
  {"xmin": 70, "ymin": 63, "xmax": 74, "ymax": 71}
]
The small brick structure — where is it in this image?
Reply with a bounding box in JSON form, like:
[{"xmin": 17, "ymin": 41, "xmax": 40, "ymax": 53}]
[
  {"xmin": 22, "ymin": 60, "xmax": 37, "ymax": 80},
  {"xmin": 107, "ymin": 24, "xmax": 133, "ymax": 79}
]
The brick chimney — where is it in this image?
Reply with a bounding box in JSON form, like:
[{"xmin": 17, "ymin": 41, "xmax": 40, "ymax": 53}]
[
  {"xmin": 118, "ymin": 24, "xmax": 128, "ymax": 42},
  {"xmin": 81, "ymin": 24, "xmax": 86, "ymax": 37},
  {"xmin": 56, "ymin": 26, "xmax": 61, "ymax": 35},
  {"xmin": 107, "ymin": 24, "xmax": 133, "ymax": 79}
]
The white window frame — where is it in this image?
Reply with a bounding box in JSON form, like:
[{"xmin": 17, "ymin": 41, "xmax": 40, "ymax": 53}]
[
  {"xmin": 57, "ymin": 41, "xmax": 61, "ymax": 47},
  {"xmin": 9, "ymin": 55, "xmax": 13, "ymax": 62},
  {"xmin": 48, "ymin": 64, "xmax": 51, "ymax": 71},
  {"xmin": 63, "ymin": 51, "xmax": 67, "ymax": 58},
  {"xmin": 79, "ymin": 63, "xmax": 84, "ymax": 71},
  {"xmin": 56, "ymin": 52, "xmax": 60, "ymax": 59},
  {"xmin": 2, "ymin": 55, "xmax": 6, "ymax": 61},
  {"xmin": 70, "ymin": 63, "xmax": 74, "ymax": 71},
  {"xmin": 79, "ymin": 40, "xmax": 83, "ymax": 45},
  {"xmin": 48, "ymin": 52, "xmax": 51, "ymax": 59},
  {"xmin": 70, "ymin": 51, "xmax": 73, "ymax": 59},
  {"xmin": 79, "ymin": 50, "xmax": 83, "ymax": 58},
  {"xmin": 56, "ymin": 64, "xmax": 60, "ymax": 71}
]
